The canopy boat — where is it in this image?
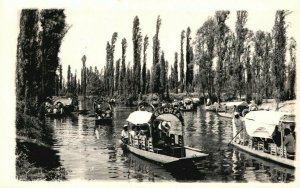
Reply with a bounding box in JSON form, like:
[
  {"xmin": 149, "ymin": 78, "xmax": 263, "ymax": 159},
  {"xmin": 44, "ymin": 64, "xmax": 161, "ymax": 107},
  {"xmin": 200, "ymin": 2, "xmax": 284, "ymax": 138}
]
[
  {"xmin": 217, "ymin": 101, "xmax": 249, "ymax": 118},
  {"xmin": 94, "ymin": 101, "xmax": 113, "ymax": 124},
  {"xmin": 137, "ymin": 101, "xmax": 155, "ymax": 112},
  {"xmin": 231, "ymin": 111, "xmax": 296, "ymax": 168},
  {"xmin": 45, "ymin": 97, "xmax": 78, "ymax": 118},
  {"xmin": 191, "ymin": 97, "xmax": 200, "ymax": 106},
  {"xmin": 180, "ymin": 98, "xmax": 195, "ymax": 111},
  {"xmin": 122, "ymin": 105, "xmax": 208, "ymax": 166}
]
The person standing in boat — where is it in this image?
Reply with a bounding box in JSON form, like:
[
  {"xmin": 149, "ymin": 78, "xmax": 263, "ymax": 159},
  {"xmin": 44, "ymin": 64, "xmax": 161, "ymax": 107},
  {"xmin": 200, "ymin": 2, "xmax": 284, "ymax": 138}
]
[
  {"xmin": 121, "ymin": 124, "xmax": 129, "ymax": 144},
  {"xmin": 129, "ymin": 125, "xmax": 136, "ymax": 144},
  {"xmin": 283, "ymin": 128, "xmax": 295, "ymax": 160},
  {"xmin": 232, "ymin": 112, "xmax": 244, "ymax": 143}
]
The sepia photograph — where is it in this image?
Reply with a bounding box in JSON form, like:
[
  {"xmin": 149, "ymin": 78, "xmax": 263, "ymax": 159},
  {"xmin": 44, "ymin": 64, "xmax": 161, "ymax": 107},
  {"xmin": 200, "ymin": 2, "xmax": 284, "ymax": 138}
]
[{"xmin": 0, "ymin": 0, "xmax": 299, "ymax": 186}]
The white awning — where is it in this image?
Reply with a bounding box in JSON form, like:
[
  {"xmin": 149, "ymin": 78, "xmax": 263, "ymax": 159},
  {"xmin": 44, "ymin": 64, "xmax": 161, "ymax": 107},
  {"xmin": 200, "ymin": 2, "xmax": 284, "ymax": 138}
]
[
  {"xmin": 244, "ymin": 111, "xmax": 294, "ymax": 138},
  {"xmin": 126, "ymin": 111, "xmax": 152, "ymax": 125},
  {"xmin": 222, "ymin": 101, "xmax": 248, "ymax": 107}
]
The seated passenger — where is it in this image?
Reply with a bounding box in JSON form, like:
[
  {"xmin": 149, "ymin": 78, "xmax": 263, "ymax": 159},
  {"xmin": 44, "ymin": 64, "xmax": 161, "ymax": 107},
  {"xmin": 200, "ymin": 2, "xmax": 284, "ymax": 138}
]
[
  {"xmin": 283, "ymin": 128, "xmax": 295, "ymax": 159},
  {"xmin": 121, "ymin": 124, "xmax": 129, "ymax": 144}
]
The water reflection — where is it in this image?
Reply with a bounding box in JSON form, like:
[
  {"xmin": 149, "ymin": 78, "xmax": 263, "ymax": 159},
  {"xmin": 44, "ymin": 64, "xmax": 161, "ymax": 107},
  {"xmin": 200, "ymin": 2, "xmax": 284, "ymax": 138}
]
[{"xmin": 46, "ymin": 101, "xmax": 294, "ymax": 182}]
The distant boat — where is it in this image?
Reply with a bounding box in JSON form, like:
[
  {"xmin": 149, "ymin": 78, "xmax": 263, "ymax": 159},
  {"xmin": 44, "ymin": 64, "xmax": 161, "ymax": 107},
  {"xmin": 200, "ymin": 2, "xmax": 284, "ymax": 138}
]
[
  {"xmin": 45, "ymin": 96, "xmax": 78, "ymax": 118},
  {"xmin": 121, "ymin": 105, "xmax": 208, "ymax": 166},
  {"xmin": 230, "ymin": 111, "xmax": 295, "ymax": 168},
  {"xmin": 94, "ymin": 101, "xmax": 113, "ymax": 124},
  {"xmin": 217, "ymin": 101, "xmax": 249, "ymax": 118},
  {"xmin": 180, "ymin": 98, "xmax": 195, "ymax": 111}
]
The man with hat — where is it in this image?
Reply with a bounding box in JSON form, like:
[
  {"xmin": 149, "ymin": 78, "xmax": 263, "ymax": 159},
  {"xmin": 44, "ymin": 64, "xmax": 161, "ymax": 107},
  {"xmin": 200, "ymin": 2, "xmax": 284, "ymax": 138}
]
[
  {"xmin": 121, "ymin": 124, "xmax": 129, "ymax": 144},
  {"xmin": 232, "ymin": 111, "xmax": 244, "ymax": 143}
]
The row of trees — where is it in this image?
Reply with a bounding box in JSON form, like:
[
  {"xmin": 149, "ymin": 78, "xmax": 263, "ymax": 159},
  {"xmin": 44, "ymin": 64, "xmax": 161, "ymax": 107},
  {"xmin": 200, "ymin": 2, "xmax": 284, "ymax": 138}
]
[
  {"xmin": 64, "ymin": 10, "xmax": 296, "ymax": 106},
  {"xmin": 16, "ymin": 9, "xmax": 67, "ymax": 116}
]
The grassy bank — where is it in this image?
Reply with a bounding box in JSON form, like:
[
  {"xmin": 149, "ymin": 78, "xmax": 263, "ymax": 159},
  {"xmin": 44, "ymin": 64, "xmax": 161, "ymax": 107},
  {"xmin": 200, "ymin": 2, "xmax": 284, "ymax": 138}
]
[
  {"xmin": 258, "ymin": 99, "xmax": 295, "ymax": 113},
  {"xmin": 16, "ymin": 113, "xmax": 67, "ymax": 181}
]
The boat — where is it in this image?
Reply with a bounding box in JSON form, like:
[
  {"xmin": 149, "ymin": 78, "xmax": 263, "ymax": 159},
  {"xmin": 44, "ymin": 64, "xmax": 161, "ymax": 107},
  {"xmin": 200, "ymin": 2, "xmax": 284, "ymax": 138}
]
[
  {"xmin": 45, "ymin": 97, "xmax": 78, "ymax": 118},
  {"xmin": 121, "ymin": 105, "xmax": 208, "ymax": 166},
  {"xmin": 179, "ymin": 98, "xmax": 195, "ymax": 111},
  {"xmin": 230, "ymin": 111, "xmax": 296, "ymax": 168},
  {"xmin": 94, "ymin": 100, "xmax": 113, "ymax": 124},
  {"xmin": 217, "ymin": 101, "xmax": 249, "ymax": 118},
  {"xmin": 191, "ymin": 97, "xmax": 200, "ymax": 107},
  {"xmin": 137, "ymin": 101, "xmax": 155, "ymax": 112}
]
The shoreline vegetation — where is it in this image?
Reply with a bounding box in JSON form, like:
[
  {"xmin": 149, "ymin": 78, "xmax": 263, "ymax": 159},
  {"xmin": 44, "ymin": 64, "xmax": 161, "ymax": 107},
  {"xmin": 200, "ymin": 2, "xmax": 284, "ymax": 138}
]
[{"xmin": 15, "ymin": 9, "xmax": 296, "ymax": 181}]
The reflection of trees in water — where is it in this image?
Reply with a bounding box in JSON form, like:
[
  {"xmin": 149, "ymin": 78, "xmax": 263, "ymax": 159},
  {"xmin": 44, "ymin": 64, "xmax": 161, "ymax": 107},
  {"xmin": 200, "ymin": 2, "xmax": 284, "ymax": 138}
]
[
  {"xmin": 231, "ymin": 150, "xmax": 294, "ymax": 182},
  {"xmin": 122, "ymin": 151, "xmax": 175, "ymax": 182}
]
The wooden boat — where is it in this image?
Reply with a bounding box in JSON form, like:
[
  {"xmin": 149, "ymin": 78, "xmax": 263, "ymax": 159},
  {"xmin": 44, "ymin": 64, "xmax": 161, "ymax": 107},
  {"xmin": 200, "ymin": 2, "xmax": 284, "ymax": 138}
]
[
  {"xmin": 94, "ymin": 101, "xmax": 113, "ymax": 124},
  {"xmin": 179, "ymin": 98, "xmax": 195, "ymax": 111},
  {"xmin": 230, "ymin": 111, "xmax": 295, "ymax": 168},
  {"xmin": 45, "ymin": 97, "xmax": 78, "ymax": 118},
  {"xmin": 217, "ymin": 101, "xmax": 248, "ymax": 117},
  {"xmin": 121, "ymin": 105, "xmax": 208, "ymax": 166}
]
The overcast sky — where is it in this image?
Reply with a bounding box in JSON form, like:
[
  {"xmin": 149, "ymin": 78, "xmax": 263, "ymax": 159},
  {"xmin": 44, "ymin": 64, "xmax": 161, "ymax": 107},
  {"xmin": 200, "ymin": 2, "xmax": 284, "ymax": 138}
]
[{"xmin": 57, "ymin": 1, "xmax": 300, "ymax": 79}]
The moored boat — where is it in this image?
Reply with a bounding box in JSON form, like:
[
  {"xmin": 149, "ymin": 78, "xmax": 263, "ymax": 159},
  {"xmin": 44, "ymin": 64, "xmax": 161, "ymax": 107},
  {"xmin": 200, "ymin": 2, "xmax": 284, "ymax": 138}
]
[
  {"xmin": 217, "ymin": 101, "xmax": 249, "ymax": 118},
  {"xmin": 94, "ymin": 100, "xmax": 113, "ymax": 124},
  {"xmin": 180, "ymin": 98, "xmax": 195, "ymax": 111},
  {"xmin": 121, "ymin": 105, "xmax": 208, "ymax": 166},
  {"xmin": 230, "ymin": 111, "xmax": 296, "ymax": 168},
  {"xmin": 45, "ymin": 96, "xmax": 78, "ymax": 118}
]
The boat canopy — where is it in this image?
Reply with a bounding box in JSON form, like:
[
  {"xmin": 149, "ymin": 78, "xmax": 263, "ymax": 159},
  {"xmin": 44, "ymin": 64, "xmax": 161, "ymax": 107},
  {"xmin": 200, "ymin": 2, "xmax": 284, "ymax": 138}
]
[
  {"xmin": 192, "ymin": 98, "xmax": 200, "ymax": 102},
  {"xmin": 244, "ymin": 111, "xmax": 295, "ymax": 138},
  {"xmin": 53, "ymin": 98, "xmax": 72, "ymax": 106},
  {"xmin": 126, "ymin": 111, "xmax": 153, "ymax": 125},
  {"xmin": 95, "ymin": 101, "xmax": 112, "ymax": 110},
  {"xmin": 223, "ymin": 101, "xmax": 248, "ymax": 107},
  {"xmin": 183, "ymin": 98, "xmax": 192, "ymax": 102}
]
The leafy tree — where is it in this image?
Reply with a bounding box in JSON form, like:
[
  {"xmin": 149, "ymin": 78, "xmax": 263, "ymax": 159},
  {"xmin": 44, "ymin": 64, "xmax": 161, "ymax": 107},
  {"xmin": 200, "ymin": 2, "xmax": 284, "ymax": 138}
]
[
  {"xmin": 234, "ymin": 11, "xmax": 248, "ymax": 99},
  {"xmin": 215, "ymin": 10, "xmax": 230, "ymax": 103},
  {"xmin": 109, "ymin": 32, "xmax": 118, "ymax": 96},
  {"xmin": 173, "ymin": 52, "xmax": 179, "ymax": 93},
  {"xmin": 142, "ymin": 35, "xmax": 149, "ymax": 94},
  {"xmin": 40, "ymin": 9, "xmax": 67, "ymax": 98},
  {"xmin": 272, "ymin": 10, "xmax": 288, "ymax": 109},
  {"xmin": 132, "ymin": 16, "xmax": 143, "ymax": 95},
  {"xmin": 160, "ymin": 51, "xmax": 166, "ymax": 96},
  {"xmin": 115, "ymin": 59, "xmax": 120, "ymax": 94},
  {"xmin": 120, "ymin": 38, "xmax": 127, "ymax": 95},
  {"xmin": 194, "ymin": 17, "xmax": 216, "ymax": 98},
  {"xmin": 81, "ymin": 55, "xmax": 87, "ymax": 98},
  {"xmin": 152, "ymin": 16, "xmax": 161, "ymax": 93},
  {"xmin": 185, "ymin": 27, "xmax": 193, "ymax": 92},
  {"xmin": 16, "ymin": 9, "xmax": 40, "ymax": 115},
  {"xmin": 67, "ymin": 65, "xmax": 71, "ymax": 93},
  {"xmin": 180, "ymin": 30, "xmax": 185, "ymax": 92},
  {"xmin": 146, "ymin": 69, "xmax": 151, "ymax": 93},
  {"xmin": 287, "ymin": 37, "xmax": 296, "ymax": 100}
]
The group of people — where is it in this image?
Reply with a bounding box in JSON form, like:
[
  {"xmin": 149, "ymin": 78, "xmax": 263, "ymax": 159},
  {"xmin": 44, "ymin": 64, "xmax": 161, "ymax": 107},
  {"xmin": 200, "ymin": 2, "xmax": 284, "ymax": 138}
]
[
  {"xmin": 45, "ymin": 101, "xmax": 64, "ymax": 114},
  {"xmin": 232, "ymin": 111, "xmax": 296, "ymax": 160},
  {"xmin": 121, "ymin": 124, "xmax": 149, "ymax": 145},
  {"xmin": 95, "ymin": 103, "xmax": 112, "ymax": 118},
  {"xmin": 121, "ymin": 120, "xmax": 172, "ymax": 149}
]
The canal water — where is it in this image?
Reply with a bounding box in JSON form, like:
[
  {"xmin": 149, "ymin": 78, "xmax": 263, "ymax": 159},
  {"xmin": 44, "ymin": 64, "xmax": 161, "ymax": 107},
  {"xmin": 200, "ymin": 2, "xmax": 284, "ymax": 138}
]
[{"xmin": 45, "ymin": 100, "xmax": 295, "ymax": 182}]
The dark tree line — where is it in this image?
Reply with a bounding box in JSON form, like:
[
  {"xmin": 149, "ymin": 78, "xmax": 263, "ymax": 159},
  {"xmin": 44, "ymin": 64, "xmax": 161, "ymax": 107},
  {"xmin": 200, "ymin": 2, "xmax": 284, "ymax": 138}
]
[
  {"xmin": 70, "ymin": 11, "xmax": 296, "ymax": 105},
  {"xmin": 16, "ymin": 9, "xmax": 67, "ymax": 116}
]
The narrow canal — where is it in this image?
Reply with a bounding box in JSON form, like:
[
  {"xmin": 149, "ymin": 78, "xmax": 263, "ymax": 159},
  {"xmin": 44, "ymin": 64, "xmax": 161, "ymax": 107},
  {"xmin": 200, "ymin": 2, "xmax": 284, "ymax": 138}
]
[{"xmin": 45, "ymin": 100, "xmax": 295, "ymax": 182}]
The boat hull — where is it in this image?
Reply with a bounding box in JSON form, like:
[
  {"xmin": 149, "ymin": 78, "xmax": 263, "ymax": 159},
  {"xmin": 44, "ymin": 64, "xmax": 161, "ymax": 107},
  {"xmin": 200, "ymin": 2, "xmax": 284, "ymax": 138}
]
[
  {"xmin": 95, "ymin": 118, "xmax": 113, "ymax": 124},
  {"xmin": 231, "ymin": 141, "xmax": 294, "ymax": 168},
  {"xmin": 126, "ymin": 144, "xmax": 208, "ymax": 164},
  {"xmin": 217, "ymin": 112, "xmax": 233, "ymax": 118},
  {"xmin": 45, "ymin": 113, "xmax": 66, "ymax": 118}
]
